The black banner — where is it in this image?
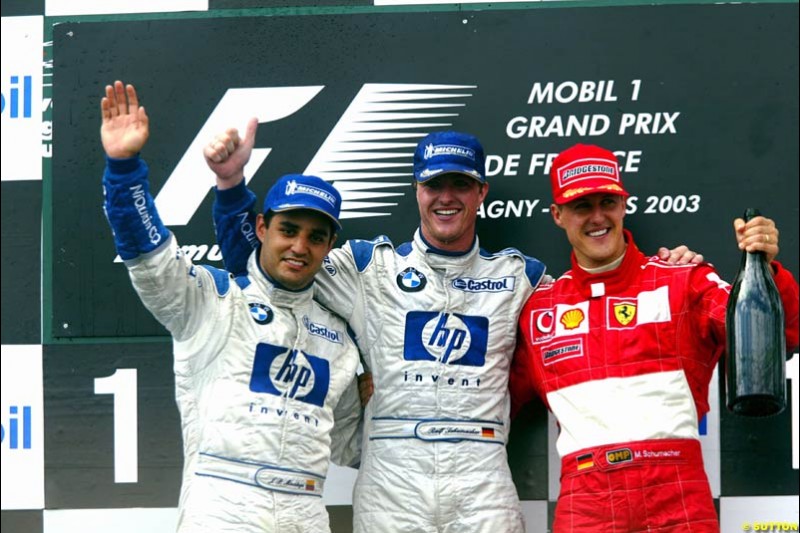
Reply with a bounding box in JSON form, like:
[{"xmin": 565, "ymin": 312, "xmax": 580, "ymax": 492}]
[{"xmin": 51, "ymin": 5, "xmax": 798, "ymax": 340}]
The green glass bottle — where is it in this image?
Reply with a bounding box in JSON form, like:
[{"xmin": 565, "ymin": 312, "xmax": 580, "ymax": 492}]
[{"xmin": 725, "ymin": 208, "xmax": 786, "ymax": 416}]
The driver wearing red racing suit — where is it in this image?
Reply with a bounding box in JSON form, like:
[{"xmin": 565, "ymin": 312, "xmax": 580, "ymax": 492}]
[{"xmin": 510, "ymin": 143, "xmax": 800, "ymax": 533}]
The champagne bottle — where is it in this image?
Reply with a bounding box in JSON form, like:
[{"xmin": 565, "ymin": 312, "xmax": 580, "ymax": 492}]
[{"xmin": 725, "ymin": 208, "xmax": 786, "ymax": 416}]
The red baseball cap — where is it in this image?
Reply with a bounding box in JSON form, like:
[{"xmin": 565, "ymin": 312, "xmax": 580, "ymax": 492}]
[{"xmin": 550, "ymin": 144, "xmax": 629, "ymax": 205}]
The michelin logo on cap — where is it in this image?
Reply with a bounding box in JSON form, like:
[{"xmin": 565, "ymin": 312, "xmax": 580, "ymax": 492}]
[
  {"xmin": 424, "ymin": 143, "xmax": 476, "ymax": 161},
  {"xmin": 285, "ymin": 180, "xmax": 337, "ymax": 207}
]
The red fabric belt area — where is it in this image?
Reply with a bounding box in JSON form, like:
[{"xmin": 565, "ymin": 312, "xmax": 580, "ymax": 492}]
[{"xmin": 561, "ymin": 438, "xmax": 702, "ymax": 476}]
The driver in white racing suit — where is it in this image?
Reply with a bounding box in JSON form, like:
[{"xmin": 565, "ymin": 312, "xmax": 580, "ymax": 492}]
[
  {"xmin": 100, "ymin": 81, "xmax": 361, "ymax": 533},
  {"xmin": 212, "ymin": 127, "xmax": 541, "ymax": 532}
]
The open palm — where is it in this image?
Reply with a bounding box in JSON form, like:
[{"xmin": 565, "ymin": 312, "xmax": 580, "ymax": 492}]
[{"xmin": 100, "ymin": 81, "xmax": 149, "ymax": 158}]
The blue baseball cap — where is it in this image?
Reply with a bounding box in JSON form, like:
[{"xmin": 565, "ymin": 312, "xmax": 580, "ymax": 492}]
[
  {"xmin": 263, "ymin": 174, "xmax": 342, "ymax": 230},
  {"xmin": 413, "ymin": 131, "xmax": 486, "ymax": 183}
]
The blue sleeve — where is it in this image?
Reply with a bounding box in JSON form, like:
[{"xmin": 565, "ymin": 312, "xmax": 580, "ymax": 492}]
[
  {"xmin": 213, "ymin": 180, "xmax": 259, "ymax": 277},
  {"xmin": 102, "ymin": 156, "xmax": 170, "ymax": 260}
]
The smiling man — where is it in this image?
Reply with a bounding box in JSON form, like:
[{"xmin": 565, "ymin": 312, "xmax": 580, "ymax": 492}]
[
  {"xmin": 211, "ymin": 129, "xmax": 545, "ymax": 532},
  {"xmin": 510, "ymin": 143, "xmax": 800, "ymax": 532},
  {"xmin": 100, "ymin": 81, "xmax": 361, "ymax": 533}
]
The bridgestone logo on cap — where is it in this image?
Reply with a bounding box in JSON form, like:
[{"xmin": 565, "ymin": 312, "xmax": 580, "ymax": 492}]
[
  {"xmin": 285, "ymin": 180, "xmax": 337, "ymax": 207},
  {"xmin": 424, "ymin": 143, "xmax": 476, "ymax": 161},
  {"xmin": 558, "ymin": 158, "xmax": 619, "ymax": 187}
]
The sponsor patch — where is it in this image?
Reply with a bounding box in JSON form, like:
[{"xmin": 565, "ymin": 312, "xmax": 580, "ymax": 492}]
[
  {"xmin": 322, "ymin": 257, "xmax": 337, "ymax": 276},
  {"xmin": 559, "ymin": 308, "xmax": 585, "ymax": 330},
  {"xmin": 606, "ymin": 448, "xmax": 633, "ymax": 464},
  {"xmin": 530, "ymin": 308, "xmax": 555, "ymax": 344},
  {"xmin": 403, "ymin": 311, "xmax": 488, "ymax": 366},
  {"xmin": 283, "ymin": 179, "xmax": 337, "ymax": 207},
  {"xmin": 555, "ymin": 302, "xmax": 590, "ymax": 334},
  {"xmin": 452, "ymin": 276, "xmax": 515, "ymax": 293},
  {"xmin": 612, "ymin": 301, "xmax": 637, "ymax": 327},
  {"xmin": 302, "ymin": 315, "xmax": 343, "ymax": 344},
  {"xmin": 424, "ymin": 143, "xmax": 476, "ymax": 161},
  {"xmin": 249, "ymin": 302, "xmax": 274, "ymax": 325},
  {"xmin": 397, "ymin": 267, "xmax": 428, "ymax": 292},
  {"xmin": 249, "ymin": 344, "xmax": 330, "ymax": 407},
  {"xmin": 557, "ymin": 157, "xmax": 620, "ymax": 187},
  {"xmin": 542, "ymin": 338, "xmax": 584, "ymax": 366}
]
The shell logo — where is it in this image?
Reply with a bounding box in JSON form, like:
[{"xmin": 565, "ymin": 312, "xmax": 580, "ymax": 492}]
[{"xmin": 560, "ymin": 308, "xmax": 585, "ymax": 330}]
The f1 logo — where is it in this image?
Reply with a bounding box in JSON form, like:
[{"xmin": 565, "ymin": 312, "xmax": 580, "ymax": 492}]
[
  {"xmin": 250, "ymin": 343, "xmax": 330, "ymax": 407},
  {"xmin": 403, "ymin": 311, "xmax": 488, "ymax": 366},
  {"xmin": 153, "ymin": 83, "xmax": 475, "ymax": 225},
  {"xmin": 155, "ymin": 86, "xmax": 324, "ymax": 226}
]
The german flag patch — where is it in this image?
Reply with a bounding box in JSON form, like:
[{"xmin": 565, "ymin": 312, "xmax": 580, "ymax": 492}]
[{"xmin": 576, "ymin": 453, "xmax": 594, "ymax": 471}]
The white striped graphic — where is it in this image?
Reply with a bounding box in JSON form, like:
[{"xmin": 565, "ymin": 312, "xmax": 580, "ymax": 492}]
[{"xmin": 304, "ymin": 84, "xmax": 475, "ymax": 219}]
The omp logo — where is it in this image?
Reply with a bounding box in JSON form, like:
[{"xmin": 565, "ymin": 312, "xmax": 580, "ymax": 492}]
[
  {"xmin": 403, "ymin": 311, "xmax": 488, "ymax": 366},
  {"xmin": 155, "ymin": 83, "xmax": 475, "ymax": 226},
  {"xmin": 250, "ymin": 343, "xmax": 330, "ymax": 407},
  {"xmin": 606, "ymin": 448, "xmax": 633, "ymax": 464}
]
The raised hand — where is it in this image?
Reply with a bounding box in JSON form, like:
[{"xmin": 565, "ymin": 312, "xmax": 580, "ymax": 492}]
[
  {"xmin": 100, "ymin": 81, "xmax": 149, "ymax": 159},
  {"xmin": 204, "ymin": 117, "xmax": 258, "ymax": 190}
]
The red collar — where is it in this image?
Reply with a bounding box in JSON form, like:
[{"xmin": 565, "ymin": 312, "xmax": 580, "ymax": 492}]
[{"xmin": 567, "ymin": 229, "xmax": 645, "ymax": 298}]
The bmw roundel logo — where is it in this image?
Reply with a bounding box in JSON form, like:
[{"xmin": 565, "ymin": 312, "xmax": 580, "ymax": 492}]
[
  {"xmin": 249, "ymin": 302, "xmax": 274, "ymax": 325},
  {"xmin": 396, "ymin": 267, "xmax": 428, "ymax": 292}
]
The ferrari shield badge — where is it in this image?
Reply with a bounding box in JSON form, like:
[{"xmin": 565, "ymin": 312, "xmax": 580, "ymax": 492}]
[{"xmin": 613, "ymin": 302, "xmax": 636, "ymax": 326}]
